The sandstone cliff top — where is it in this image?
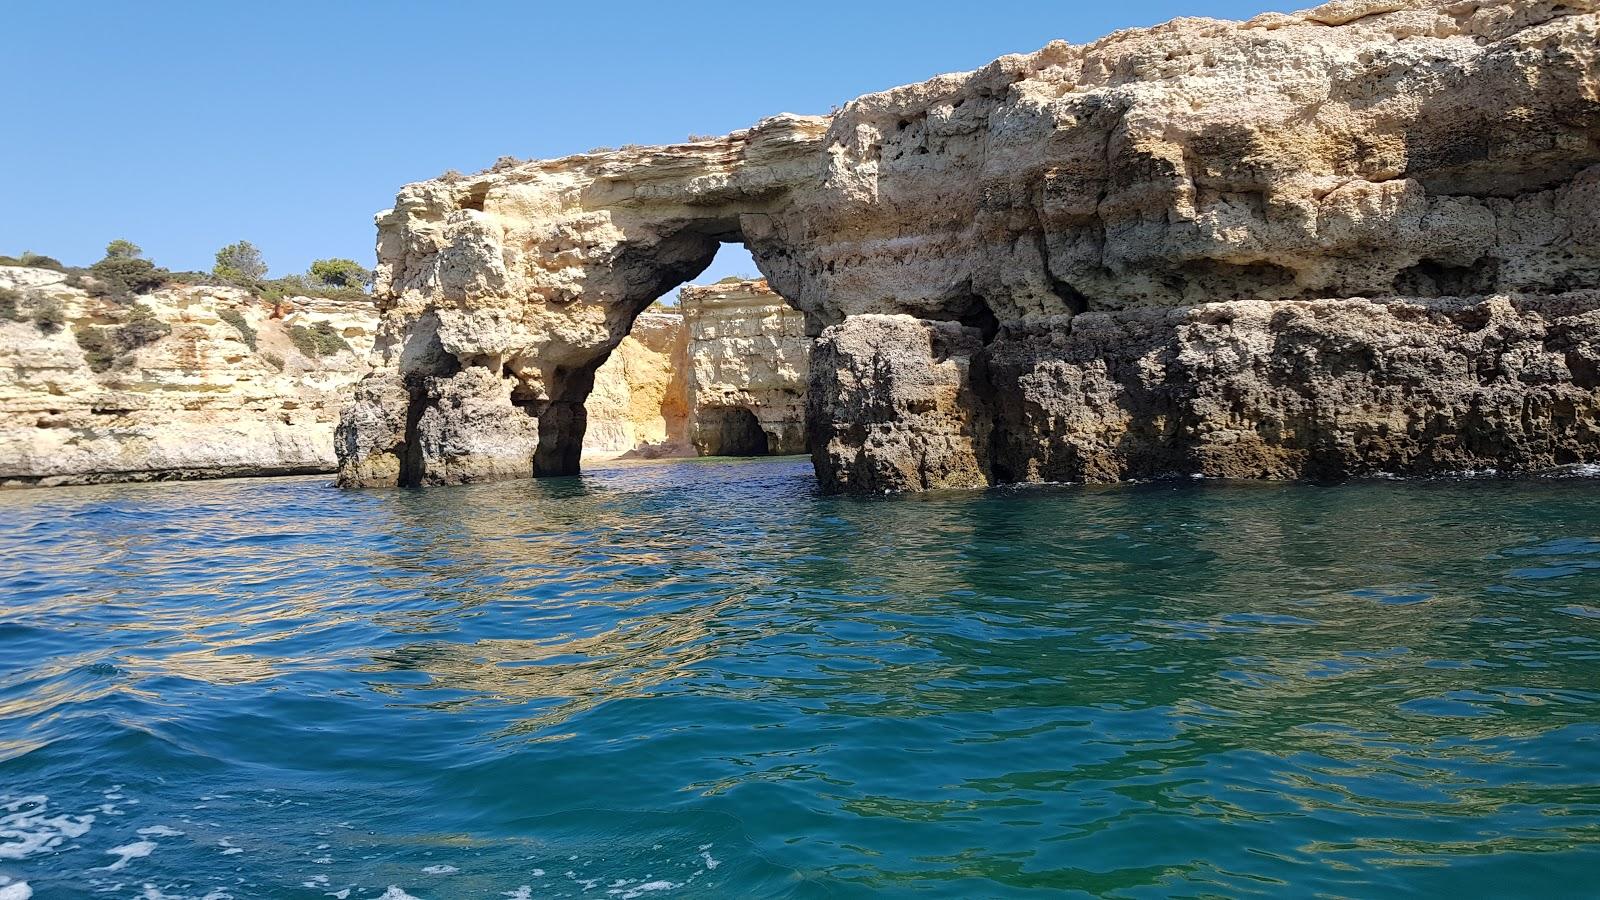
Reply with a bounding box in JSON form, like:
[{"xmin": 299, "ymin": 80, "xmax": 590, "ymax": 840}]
[
  {"xmin": 397, "ymin": 0, "xmax": 1596, "ymax": 196},
  {"xmin": 677, "ymin": 280, "xmax": 783, "ymax": 310}
]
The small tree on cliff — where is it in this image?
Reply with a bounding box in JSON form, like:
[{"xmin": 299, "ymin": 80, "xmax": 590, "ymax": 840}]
[
  {"xmin": 308, "ymin": 258, "xmax": 372, "ymax": 290},
  {"xmin": 213, "ymin": 241, "xmax": 268, "ymax": 286},
  {"xmin": 104, "ymin": 239, "xmax": 143, "ymax": 260},
  {"xmin": 85, "ymin": 240, "xmax": 165, "ymax": 298}
]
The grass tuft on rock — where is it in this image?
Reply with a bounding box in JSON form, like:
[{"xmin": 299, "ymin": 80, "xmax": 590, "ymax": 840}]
[
  {"xmin": 218, "ymin": 307, "xmax": 257, "ymax": 350},
  {"xmin": 288, "ymin": 321, "xmax": 351, "ymax": 358},
  {"xmin": 32, "ymin": 297, "xmax": 66, "ymax": 333}
]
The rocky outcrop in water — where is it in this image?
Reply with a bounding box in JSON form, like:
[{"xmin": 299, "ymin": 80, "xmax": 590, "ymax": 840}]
[
  {"xmin": 0, "ymin": 266, "xmax": 377, "ymax": 486},
  {"xmin": 337, "ymin": 0, "xmax": 1600, "ymax": 492}
]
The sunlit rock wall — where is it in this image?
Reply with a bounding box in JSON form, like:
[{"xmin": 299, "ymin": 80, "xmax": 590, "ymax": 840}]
[
  {"xmin": 583, "ymin": 310, "xmax": 689, "ymax": 457},
  {"xmin": 679, "ymin": 279, "xmax": 809, "ymax": 456}
]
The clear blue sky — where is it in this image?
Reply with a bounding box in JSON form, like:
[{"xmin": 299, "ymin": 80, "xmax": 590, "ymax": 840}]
[{"xmin": 2, "ymin": 1, "xmax": 1286, "ymax": 282}]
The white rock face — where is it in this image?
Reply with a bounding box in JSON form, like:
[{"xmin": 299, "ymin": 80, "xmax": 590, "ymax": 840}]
[{"xmin": 0, "ymin": 266, "xmax": 377, "ymax": 486}]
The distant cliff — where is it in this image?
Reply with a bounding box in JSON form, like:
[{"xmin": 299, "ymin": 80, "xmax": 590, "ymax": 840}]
[
  {"xmin": 1, "ymin": 267, "xmax": 810, "ymax": 487},
  {"xmin": 584, "ymin": 280, "xmax": 811, "ymax": 460},
  {"xmin": 0, "ymin": 265, "xmax": 378, "ymax": 486}
]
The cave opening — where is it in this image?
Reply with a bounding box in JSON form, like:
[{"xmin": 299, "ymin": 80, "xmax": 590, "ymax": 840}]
[
  {"xmin": 694, "ymin": 405, "xmax": 772, "ymax": 457},
  {"xmin": 541, "ymin": 238, "xmax": 813, "ymax": 473}
]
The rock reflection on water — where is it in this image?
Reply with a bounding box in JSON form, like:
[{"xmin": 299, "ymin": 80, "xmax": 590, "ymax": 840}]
[{"xmin": 0, "ymin": 460, "xmax": 1598, "ymax": 897}]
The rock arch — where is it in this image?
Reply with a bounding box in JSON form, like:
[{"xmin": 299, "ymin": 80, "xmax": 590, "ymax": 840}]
[{"xmin": 338, "ymin": 0, "xmax": 1600, "ymax": 493}]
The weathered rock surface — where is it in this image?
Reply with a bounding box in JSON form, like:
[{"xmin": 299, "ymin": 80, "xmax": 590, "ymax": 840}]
[
  {"xmin": 338, "ymin": 0, "xmax": 1600, "ymax": 492},
  {"xmin": 986, "ymin": 293, "xmax": 1600, "ymax": 483},
  {"xmin": 0, "ymin": 266, "xmax": 377, "ymax": 486},
  {"xmin": 808, "ymin": 315, "xmax": 991, "ymax": 492},
  {"xmin": 680, "ymin": 279, "xmax": 809, "ymax": 456}
]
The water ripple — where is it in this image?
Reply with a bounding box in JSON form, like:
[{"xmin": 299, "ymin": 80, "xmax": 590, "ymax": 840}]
[{"xmin": 1, "ymin": 462, "xmax": 1599, "ymax": 896}]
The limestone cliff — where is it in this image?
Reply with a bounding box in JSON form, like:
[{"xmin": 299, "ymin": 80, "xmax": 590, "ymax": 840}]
[
  {"xmin": 338, "ymin": 0, "xmax": 1600, "ymax": 492},
  {"xmin": 0, "ymin": 266, "xmax": 377, "ymax": 486},
  {"xmin": 680, "ymin": 279, "xmax": 809, "ymax": 456}
]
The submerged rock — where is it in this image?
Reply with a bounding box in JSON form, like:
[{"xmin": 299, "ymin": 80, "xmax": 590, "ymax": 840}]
[{"xmin": 338, "ymin": 0, "xmax": 1600, "ymax": 492}]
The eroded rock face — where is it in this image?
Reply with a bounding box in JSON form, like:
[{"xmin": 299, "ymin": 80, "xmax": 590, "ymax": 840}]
[
  {"xmin": 0, "ymin": 266, "xmax": 377, "ymax": 486},
  {"xmin": 808, "ymin": 315, "xmax": 992, "ymax": 492},
  {"xmin": 680, "ymin": 279, "xmax": 809, "ymax": 456},
  {"xmin": 985, "ymin": 294, "xmax": 1600, "ymax": 482},
  {"xmin": 338, "ymin": 0, "xmax": 1600, "ymax": 492}
]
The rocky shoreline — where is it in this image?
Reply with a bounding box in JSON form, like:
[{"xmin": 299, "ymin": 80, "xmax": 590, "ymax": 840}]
[{"xmin": 0, "ymin": 268, "xmax": 808, "ymax": 487}]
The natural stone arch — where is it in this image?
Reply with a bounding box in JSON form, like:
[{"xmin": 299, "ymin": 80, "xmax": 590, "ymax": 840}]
[{"xmin": 338, "ymin": 0, "xmax": 1600, "ymax": 493}]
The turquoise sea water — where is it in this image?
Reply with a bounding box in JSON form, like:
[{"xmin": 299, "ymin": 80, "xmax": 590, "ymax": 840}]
[{"xmin": 1, "ymin": 457, "xmax": 1599, "ymax": 898}]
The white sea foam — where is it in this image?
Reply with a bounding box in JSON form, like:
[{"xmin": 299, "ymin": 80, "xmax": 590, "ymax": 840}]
[
  {"xmin": 0, "ymin": 795, "xmax": 95, "ymax": 860},
  {"xmin": 375, "ymin": 888, "xmax": 422, "ymax": 900},
  {"xmin": 504, "ymin": 889, "xmax": 532, "ymax": 900},
  {"xmin": 420, "ymin": 865, "xmax": 457, "ymax": 875},
  {"xmin": 101, "ymin": 840, "xmax": 157, "ymax": 871},
  {"xmin": 137, "ymin": 826, "xmax": 185, "ymax": 837},
  {"xmin": 610, "ymin": 881, "xmax": 678, "ymax": 898},
  {"xmin": 0, "ymin": 879, "xmax": 34, "ymax": 900}
]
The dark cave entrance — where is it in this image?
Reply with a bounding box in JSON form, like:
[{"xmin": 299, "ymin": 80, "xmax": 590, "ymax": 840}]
[{"xmin": 694, "ymin": 405, "xmax": 772, "ymax": 457}]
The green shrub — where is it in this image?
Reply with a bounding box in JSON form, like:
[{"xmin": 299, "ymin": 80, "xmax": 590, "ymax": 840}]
[
  {"xmin": 73, "ymin": 304, "xmax": 171, "ymax": 373},
  {"xmin": 32, "ymin": 297, "xmax": 66, "ymax": 333},
  {"xmin": 87, "ymin": 256, "xmax": 167, "ymax": 298},
  {"xmin": 0, "ymin": 252, "xmax": 66, "ymax": 271},
  {"xmin": 214, "ymin": 240, "xmax": 267, "ymax": 286},
  {"xmin": 308, "ymin": 258, "xmax": 372, "ymax": 289},
  {"xmin": 159, "ymin": 270, "xmax": 208, "ymax": 286},
  {"xmin": 288, "ymin": 321, "xmax": 351, "ymax": 358},
  {"xmin": 259, "ymin": 275, "xmax": 368, "ymax": 304},
  {"xmin": 261, "ymin": 351, "xmax": 284, "ymax": 371},
  {"xmin": 0, "ymin": 286, "xmax": 21, "ymax": 322},
  {"xmin": 117, "ymin": 303, "xmax": 171, "ymax": 351},
  {"xmin": 75, "ymin": 327, "xmax": 118, "ymax": 372},
  {"xmin": 218, "ymin": 307, "xmax": 257, "ymax": 349},
  {"xmin": 104, "ymin": 239, "xmax": 142, "ymax": 260}
]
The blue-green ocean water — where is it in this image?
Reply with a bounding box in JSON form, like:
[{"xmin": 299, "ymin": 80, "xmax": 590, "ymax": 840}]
[{"xmin": 2, "ymin": 457, "xmax": 1599, "ymax": 899}]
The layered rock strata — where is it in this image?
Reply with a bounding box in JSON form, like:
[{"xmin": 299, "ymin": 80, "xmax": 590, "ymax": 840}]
[
  {"xmin": 337, "ymin": 0, "xmax": 1600, "ymax": 492},
  {"xmin": 0, "ymin": 266, "xmax": 377, "ymax": 486},
  {"xmin": 680, "ymin": 279, "xmax": 809, "ymax": 456}
]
